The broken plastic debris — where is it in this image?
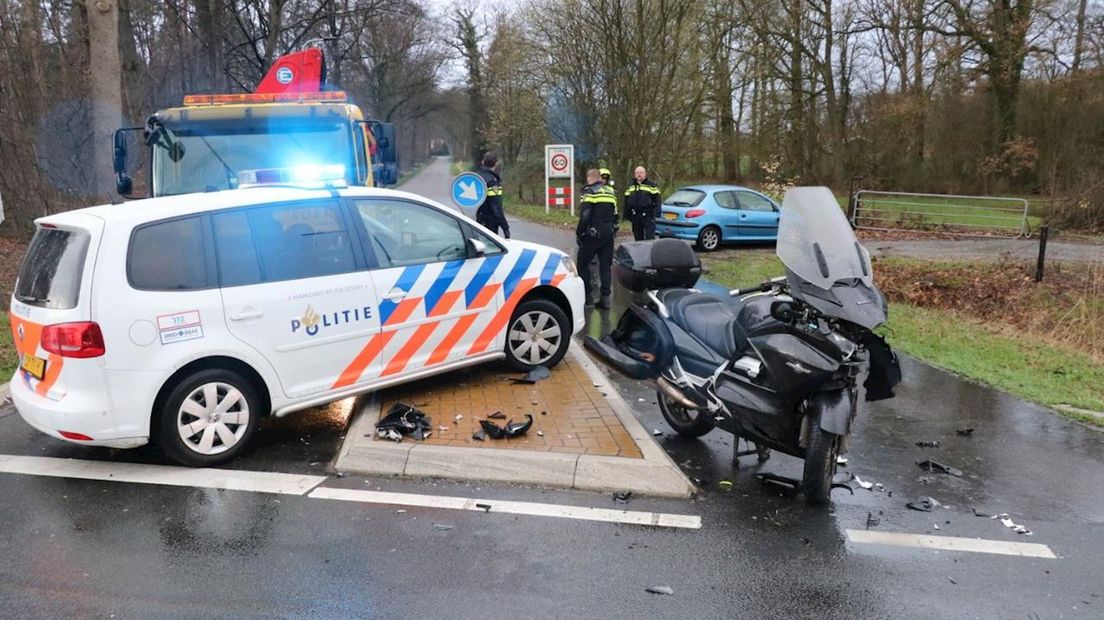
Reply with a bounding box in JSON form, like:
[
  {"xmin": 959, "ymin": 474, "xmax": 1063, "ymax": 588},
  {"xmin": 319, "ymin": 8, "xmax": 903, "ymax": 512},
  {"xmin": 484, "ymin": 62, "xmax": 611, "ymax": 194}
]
[
  {"xmin": 999, "ymin": 515, "xmax": 1033, "ymax": 535},
  {"xmin": 438, "ymin": 426, "xmax": 449, "ymax": 432},
  {"xmin": 612, "ymin": 491, "xmax": 633, "ymax": 504},
  {"xmin": 432, "ymin": 523, "xmax": 454, "ymax": 531},
  {"xmin": 955, "ymin": 428, "xmax": 975, "ymax": 437},
  {"xmin": 836, "ymin": 456, "xmax": 849, "ymax": 466},
  {"xmin": 652, "ymin": 429, "xmax": 663, "ymax": 436},
  {"xmin": 915, "ymin": 440, "xmax": 941, "ymax": 448},
  {"xmin": 916, "ymin": 459, "xmax": 963, "ymax": 477},
  {"xmin": 906, "ymin": 496, "xmax": 942, "ymax": 512},
  {"xmin": 472, "ymin": 430, "xmax": 486, "ymax": 441},
  {"xmin": 511, "ymin": 365, "xmax": 551, "ymax": 384},
  {"xmin": 454, "ymin": 414, "xmax": 463, "ymax": 423},
  {"xmin": 475, "ymin": 503, "xmax": 492, "ymax": 512},
  {"xmin": 866, "ymin": 511, "xmax": 881, "ymax": 529},
  {"xmin": 396, "ymin": 509, "xmax": 407, "ymax": 514},
  {"xmin": 479, "ymin": 414, "xmax": 533, "ymax": 439},
  {"xmin": 646, "ymin": 586, "xmax": 673, "ymax": 596},
  {"xmin": 376, "ymin": 402, "xmax": 432, "ymax": 440},
  {"xmin": 718, "ymin": 480, "xmax": 734, "ymax": 490},
  {"xmin": 487, "ymin": 411, "xmax": 507, "ymax": 420},
  {"xmin": 757, "ymin": 472, "xmax": 801, "ymax": 491},
  {"xmin": 536, "ymin": 430, "xmax": 544, "ymax": 437},
  {"xmin": 852, "ymin": 475, "xmax": 874, "ymax": 490}
]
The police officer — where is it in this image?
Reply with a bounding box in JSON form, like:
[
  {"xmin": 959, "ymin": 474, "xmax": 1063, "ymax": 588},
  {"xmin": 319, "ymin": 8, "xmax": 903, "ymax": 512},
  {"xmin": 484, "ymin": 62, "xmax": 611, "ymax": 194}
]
[
  {"xmin": 599, "ymin": 167, "xmax": 615, "ymax": 190},
  {"xmin": 576, "ymin": 168, "xmax": 619, "ymax": 309},
  {"xmin": 475, "ymin": 151, "xmax": 509, "ymax": 238},
  {"xmin": 623, "ymin": 165, "xmax": 662, "ymax": 240}
]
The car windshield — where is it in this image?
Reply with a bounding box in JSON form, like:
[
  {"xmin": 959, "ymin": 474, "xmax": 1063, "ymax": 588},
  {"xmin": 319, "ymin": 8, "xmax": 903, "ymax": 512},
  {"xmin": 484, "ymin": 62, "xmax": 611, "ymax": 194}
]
[
  {"xmin": 777, "ymin": 186, "xmax": 873, "ymax": 290},
  {"xmin": 151, "ymin": 118, "xmax": 353, "ymax": 195},
  {"xmin": 664, "ymin": 189, "xmax": 705, "ymax": 207}
]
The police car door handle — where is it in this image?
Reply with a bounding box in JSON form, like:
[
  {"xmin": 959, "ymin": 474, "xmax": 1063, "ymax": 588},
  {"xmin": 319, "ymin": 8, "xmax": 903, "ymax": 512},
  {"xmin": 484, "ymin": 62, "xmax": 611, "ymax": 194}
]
[
  {"xmin": 230, "ymin": 308, "xmax": 264, "ymax": 321},
  {"xmin": 383, "ymin": 289, "xmax": 407, "ymax": 302}
]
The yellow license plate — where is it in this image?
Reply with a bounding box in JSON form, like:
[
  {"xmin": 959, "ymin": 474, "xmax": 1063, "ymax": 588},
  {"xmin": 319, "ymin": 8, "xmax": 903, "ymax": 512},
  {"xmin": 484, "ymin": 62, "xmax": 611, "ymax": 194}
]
[
  {"xmin": 21, "ymin": 354, "xmax": 46, "ymax": 380},
  {"xmin": 663, "ymin": 212, "xmax": 678, "ymax": 221}
]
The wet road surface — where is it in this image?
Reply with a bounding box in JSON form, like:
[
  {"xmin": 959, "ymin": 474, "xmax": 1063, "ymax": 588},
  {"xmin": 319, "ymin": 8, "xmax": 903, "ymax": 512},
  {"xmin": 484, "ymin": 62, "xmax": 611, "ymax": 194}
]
[{"xmin": 1, "ymin": 158, "xmax": 1102, "ymax": 618}]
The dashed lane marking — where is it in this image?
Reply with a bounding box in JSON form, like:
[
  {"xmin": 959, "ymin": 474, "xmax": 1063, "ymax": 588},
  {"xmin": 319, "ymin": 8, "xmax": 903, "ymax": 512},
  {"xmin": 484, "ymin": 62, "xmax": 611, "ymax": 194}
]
[
  {"xmin": 308, "ymin": 487, "xmax": 702, "ymax": 529},
  {"xmin": 0, "ymin": 454, "xmax": 701, "ymax": 530},
  {"xmin": 847, "ymin": 529, "xmax": 1057, "ymax": 559},
  {"xmin": 0, "ymin": 454, "xmax": 327, "ymax": 495}
]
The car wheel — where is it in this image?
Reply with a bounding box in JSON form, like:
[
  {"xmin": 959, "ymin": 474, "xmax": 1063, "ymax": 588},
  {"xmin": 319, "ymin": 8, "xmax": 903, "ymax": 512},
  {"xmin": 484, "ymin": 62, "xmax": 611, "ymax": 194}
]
[
  {"xmin": 505, "ymin": 299, "xmax": 570, "ymax": 371},
  {"xmin": 696, "ymin": 226, "xmax": 721, "ymax": 252},
  {"xmin": 157, "ymin": 368, "xmax": 261, "ymax": 467}
]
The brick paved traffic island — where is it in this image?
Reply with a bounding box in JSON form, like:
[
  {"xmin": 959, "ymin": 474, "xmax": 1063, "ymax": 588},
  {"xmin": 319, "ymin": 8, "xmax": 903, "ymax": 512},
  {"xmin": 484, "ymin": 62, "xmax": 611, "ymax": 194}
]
[{"xmin": 377, "ymin": 355, "xmax": 643, "ymax": 459}]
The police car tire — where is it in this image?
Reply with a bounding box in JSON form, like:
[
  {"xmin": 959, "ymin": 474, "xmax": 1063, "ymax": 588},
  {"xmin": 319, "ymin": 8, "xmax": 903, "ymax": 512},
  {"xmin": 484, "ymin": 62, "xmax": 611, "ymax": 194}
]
[
  {"xmin": 504, "ymin": 299, "xmax": 571, "ymax": 372},
  {"xmin": 157, "ymin": 368, "xmax": 261, "ymax": 468}
]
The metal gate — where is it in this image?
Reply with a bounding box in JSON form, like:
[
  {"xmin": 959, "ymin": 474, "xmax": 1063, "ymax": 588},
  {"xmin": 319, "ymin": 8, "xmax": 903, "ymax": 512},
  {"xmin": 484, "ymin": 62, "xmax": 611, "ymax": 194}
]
[{"xmin": 851, "ymin": 190, "xmax": 1031, "ymax": 238}]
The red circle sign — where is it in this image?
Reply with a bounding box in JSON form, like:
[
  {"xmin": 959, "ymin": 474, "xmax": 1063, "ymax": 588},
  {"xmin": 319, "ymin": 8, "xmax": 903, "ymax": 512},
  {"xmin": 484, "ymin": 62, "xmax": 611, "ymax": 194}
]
[{"xmin": 550, "ymin": 153, "xmax": 569, "ymax": 172}]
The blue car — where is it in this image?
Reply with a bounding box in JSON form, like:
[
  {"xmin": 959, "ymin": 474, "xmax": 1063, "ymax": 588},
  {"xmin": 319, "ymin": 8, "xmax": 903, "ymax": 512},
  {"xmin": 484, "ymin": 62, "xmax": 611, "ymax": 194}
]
[{"xmin": 655, "ymin": 185, "xmax": 781, "ymax": 251}]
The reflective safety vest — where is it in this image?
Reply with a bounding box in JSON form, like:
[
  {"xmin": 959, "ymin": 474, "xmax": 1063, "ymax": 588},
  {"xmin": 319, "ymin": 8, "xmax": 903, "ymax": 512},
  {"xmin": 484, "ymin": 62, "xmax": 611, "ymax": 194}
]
[{"xmin": 624, "ymin": 179, "xmax": 661, "ymax": 219}]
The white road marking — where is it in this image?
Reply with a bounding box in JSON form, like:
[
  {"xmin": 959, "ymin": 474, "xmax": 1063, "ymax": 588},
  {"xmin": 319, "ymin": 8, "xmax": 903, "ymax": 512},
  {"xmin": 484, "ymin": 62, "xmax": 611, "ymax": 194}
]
[
  {"xmin": 847, "ymin": 529, "xmax": 1057, "ymax": 559},
  {"xmin": 0, "ymin": 454, "xmax": 702, "ymax": 529},
  {"xmin": 308, "ymin": 487, "xmax": 702, "ymax": 530},
  {"xmin": 0, "ymin": 454, "xmax": 326, "ymax": 496}
]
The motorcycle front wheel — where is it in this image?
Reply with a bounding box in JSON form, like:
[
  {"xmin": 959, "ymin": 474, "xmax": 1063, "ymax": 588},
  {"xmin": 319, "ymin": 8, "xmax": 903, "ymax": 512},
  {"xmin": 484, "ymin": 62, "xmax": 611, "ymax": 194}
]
[
  {"xmin": 657, "ymin": 391, "xmax": 715, "ymax": 438},
  {"xmin": 802, "ymin": 411, "xmax": 841, "ymax": 505}
]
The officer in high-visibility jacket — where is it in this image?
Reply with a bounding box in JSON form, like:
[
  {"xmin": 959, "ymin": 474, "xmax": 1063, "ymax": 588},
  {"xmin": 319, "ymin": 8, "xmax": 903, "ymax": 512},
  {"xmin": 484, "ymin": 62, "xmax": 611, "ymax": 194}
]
[
  {"xmin": 623, "ymin": 166, "xmax": 662, "ymax": 240},
  {"xmin": 576, "ymin": 168, "xmax": 619, "ymax": 309},
  {"xmin": 475, "ymin": 151, "xmax": 510, "ymax": 238}
]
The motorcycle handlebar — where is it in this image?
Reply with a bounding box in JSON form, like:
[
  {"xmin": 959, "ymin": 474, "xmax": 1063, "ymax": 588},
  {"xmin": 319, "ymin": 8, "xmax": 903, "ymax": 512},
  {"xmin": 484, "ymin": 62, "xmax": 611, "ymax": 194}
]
[{"xmin": 731, "ymin": 280, "xmax": 775, "ymax": 297}]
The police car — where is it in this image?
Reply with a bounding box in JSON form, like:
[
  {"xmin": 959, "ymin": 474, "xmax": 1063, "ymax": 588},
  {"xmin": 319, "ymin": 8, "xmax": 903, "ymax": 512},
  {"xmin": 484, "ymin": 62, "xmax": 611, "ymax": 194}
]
[{"xmin": 8, "ymin": 185, "xmax": 584, "ymax": 466}]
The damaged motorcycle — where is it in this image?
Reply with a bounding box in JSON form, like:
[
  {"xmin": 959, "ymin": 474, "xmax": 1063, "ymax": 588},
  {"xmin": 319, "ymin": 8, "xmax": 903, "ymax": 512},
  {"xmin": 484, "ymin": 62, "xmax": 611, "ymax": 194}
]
[{"xmin": 585, "ymin": 187, "xmax": 901, "ymax": 505}]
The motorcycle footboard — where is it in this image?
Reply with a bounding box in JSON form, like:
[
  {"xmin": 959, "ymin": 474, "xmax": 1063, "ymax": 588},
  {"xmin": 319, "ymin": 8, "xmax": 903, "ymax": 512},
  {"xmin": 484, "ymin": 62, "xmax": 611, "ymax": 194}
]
[{"xmin": 583, "ymin": 303, "xmax": 675, "ymax": 380}]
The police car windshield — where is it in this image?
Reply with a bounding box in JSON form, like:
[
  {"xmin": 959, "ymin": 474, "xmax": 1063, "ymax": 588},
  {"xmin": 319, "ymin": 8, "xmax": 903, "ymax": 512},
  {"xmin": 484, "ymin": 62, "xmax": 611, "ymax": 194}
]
[{"xmin": 152, "ymin": 119, "xmax": 352, "ymax": 195}]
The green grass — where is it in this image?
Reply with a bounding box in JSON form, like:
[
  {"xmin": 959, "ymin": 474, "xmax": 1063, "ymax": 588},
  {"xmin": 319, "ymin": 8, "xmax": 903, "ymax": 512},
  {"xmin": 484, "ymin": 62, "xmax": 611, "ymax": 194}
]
[
  {"xmin": 701, "ymin": 251, "xmax": 1104, "ymax": 419},
  {"xmin": 0, "ymin": 313, "xmax": 15, "ymax": 379},
  {"xmin": 505, "ymin": 198, "xmax": 578, "ymax": 229}
]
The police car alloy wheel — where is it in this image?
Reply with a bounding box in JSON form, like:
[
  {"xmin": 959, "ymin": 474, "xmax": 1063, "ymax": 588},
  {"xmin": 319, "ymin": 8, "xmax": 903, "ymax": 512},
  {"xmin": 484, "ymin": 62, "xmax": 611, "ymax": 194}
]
[
  {"xmin": 505, "ymin": 299, "xmax": 570, "ymax": 371},
  {"xmin": 158, "ymin": 368, "xmax": 260, "ymax": 467}
]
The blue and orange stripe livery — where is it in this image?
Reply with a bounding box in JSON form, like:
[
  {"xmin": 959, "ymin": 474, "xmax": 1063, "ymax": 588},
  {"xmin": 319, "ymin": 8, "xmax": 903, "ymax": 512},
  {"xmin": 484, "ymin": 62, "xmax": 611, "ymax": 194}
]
[{"xmin": 332, "ymin": 250, "xmax": 567, "ymax": 389}]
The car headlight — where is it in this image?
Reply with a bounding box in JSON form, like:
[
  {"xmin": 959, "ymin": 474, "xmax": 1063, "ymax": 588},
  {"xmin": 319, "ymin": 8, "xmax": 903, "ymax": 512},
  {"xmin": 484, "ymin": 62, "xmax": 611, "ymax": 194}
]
[
  {"xmin": 827, "ymin": 331, "xmax": 857, "ymax": 359},
  {"xmin": 561, "ymin": 254, "xmax": 578, "ymax": 276}
]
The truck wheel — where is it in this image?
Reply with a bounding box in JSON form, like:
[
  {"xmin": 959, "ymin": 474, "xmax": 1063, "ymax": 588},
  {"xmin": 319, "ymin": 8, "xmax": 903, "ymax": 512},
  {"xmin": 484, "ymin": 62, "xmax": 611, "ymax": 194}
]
[
  {"xmin": 505, "ymin": 299, "xmax": 570, "ymax": 371},
  {"xmin": 157, "ymin": 368, "xmax": 260, "ymax": 467},
  {"xmin": 696, "ymin": 226, "xmax": 721, "ymax": 252},
  {"xmin": 657, "ymin": 391, "xmax": 715, "ymax": 437},
  {"xmin": 802, "ymin": 410, "xmax": 841, "ymax": 506}
]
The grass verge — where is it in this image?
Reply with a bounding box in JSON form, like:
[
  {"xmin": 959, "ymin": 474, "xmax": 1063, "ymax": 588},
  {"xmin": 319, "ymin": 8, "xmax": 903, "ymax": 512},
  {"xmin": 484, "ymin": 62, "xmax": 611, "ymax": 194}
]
[
  {"xmin": 505, "ymin": 198, "xmax": 578, "ymax": 230},
  {"xmin": 0, "ymin": 313, "xmax": 15, "ymax": 380},
  {"xmin": 702, "ymin": 250, "xmax": 1104, "ymax": 421}
]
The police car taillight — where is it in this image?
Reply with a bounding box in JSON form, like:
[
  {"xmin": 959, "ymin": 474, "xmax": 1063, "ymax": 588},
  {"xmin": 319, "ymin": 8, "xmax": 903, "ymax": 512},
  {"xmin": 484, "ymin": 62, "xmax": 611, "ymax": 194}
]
[{"xmin": 42, "ymin": 322, "xmax": 105, "ymax": 358}]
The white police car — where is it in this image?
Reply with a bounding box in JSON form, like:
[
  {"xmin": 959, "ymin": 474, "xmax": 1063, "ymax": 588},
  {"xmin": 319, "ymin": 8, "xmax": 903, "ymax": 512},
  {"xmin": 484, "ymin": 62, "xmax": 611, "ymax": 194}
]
[{"xmin": 8, "ymin": 185, "xmax": 584, "ymax": 466}]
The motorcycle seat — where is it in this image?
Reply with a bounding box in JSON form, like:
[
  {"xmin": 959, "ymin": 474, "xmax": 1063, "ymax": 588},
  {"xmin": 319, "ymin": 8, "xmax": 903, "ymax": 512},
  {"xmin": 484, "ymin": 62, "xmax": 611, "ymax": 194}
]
[{"xmin": 667, "ymin": 293, "xmax": 748, "ymax": 359}]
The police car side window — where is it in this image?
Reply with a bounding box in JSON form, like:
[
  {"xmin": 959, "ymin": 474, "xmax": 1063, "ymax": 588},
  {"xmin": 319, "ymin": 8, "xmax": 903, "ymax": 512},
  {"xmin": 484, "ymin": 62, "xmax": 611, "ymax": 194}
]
[
  {"xmin": 245, "ymin": 201, "xmax": 356, "ymax": 283},
  {"xmin": 128, "ymin": 216, "xmax": 209, "ymax": 291},
  {"xmin": 353, "ymin": 200, "xmax": 468, "ymax": 268}
]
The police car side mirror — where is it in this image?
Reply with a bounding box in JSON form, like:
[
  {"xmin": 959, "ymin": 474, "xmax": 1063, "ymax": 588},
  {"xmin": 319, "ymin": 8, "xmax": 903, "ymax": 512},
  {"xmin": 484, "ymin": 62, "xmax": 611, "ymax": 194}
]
[{"xmin": 470, "ymin": 238, "xmax": 487, "ymax": 257}]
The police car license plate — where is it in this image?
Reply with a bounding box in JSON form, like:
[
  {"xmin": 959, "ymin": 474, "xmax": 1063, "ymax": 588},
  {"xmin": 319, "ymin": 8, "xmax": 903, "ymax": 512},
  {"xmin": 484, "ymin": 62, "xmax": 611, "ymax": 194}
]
[
  {"xmin": 21, "ymin": 354, "xmax": 45, "ymax": 380},
  {"xmin": 662, "ymin": 212, "xmax": 678, "ymax": 221}
]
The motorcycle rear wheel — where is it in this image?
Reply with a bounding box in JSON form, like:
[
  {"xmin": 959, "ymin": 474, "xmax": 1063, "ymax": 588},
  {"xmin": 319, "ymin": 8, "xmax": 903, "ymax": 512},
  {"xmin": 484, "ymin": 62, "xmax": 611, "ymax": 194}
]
[
  {"xmin": 657, "ymin": 391, "xmax": 715, "ymax": 438},
  {"xmin": 802, "ymin": 412, "xmax": 841, "ymax": 505}
]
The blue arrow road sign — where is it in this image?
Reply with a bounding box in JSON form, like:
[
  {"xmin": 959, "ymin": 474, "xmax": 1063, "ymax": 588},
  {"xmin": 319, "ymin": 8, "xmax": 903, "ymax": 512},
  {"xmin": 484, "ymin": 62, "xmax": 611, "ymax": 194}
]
[{"xmin": 451, "ymin": 172, "xmax": 487, "ymax": 209}]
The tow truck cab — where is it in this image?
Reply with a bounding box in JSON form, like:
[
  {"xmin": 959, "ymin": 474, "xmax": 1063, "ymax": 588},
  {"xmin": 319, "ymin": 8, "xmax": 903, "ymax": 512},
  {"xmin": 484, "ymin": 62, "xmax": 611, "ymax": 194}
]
[{"xmin": 113, "ymin": 48, "xmax": 397, "ymax": 198}]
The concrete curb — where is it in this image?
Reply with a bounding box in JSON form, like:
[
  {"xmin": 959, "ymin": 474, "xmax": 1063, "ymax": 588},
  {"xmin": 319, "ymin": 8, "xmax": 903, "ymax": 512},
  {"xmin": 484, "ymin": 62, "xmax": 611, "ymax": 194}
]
[
  {"xmin": 335, "ymin": 343, "xmax": 696, "ymax": 498},
  {"xmin": 0, "ymin": 382, "xmax": 10, "ymax": 403}
]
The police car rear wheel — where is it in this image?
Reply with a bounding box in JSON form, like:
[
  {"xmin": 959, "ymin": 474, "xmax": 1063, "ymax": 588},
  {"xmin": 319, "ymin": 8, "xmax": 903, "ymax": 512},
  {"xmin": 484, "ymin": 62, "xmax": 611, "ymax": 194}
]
[
  {"xmin": 505, "ymin": 299, "xmax": 570, "ymax": 371},
  {"xmin": 158, "ymin": 369, "xmax": 260, "ymax": 467}
]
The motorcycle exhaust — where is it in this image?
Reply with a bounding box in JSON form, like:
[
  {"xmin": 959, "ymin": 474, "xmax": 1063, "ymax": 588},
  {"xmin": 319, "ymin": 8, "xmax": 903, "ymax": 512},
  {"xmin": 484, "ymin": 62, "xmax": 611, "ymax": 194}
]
[{"xmin": 654, "ymin": 376, "xmax": 701, "ymax": 409}]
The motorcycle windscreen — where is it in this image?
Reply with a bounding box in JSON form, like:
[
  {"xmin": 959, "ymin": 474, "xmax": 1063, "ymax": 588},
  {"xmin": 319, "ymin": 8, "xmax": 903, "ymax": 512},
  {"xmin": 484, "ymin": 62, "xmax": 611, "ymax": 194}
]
[
  {"xmin": 583, "ymin": 304, "xmax": 675, "ymax": 380},
  {"xmin": 777, "ymin": 187, "xmax": 873, "ymax": 291}
]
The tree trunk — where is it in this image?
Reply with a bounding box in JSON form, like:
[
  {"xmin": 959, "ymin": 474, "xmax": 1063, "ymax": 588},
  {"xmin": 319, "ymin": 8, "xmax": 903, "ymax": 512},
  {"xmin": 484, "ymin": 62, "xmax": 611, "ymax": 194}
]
[
  {"xmin": 88, "ymin": 0, "xmax": 122, "ymax": 198},
  {"xmin": 1072, "ymin": 0, "xmax": 1087, "ymax": 72}
]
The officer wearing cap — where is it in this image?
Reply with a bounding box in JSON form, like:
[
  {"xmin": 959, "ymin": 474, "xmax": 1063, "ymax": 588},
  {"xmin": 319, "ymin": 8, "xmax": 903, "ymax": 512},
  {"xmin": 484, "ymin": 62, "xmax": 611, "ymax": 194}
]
[
  {"xmin": 623, "ymin": 166, "xmax": 662, "ymax": 240},
  {"xmin": 475, "ymin": 151, "xmax": 509, "ymax": 238},
  {"xmin": 599, "ymin": 167, "xmax": 615, "ymax": 190},
  {"xmin": 576, "ymin": 168, "xmax": 619, "ymax": 309}
]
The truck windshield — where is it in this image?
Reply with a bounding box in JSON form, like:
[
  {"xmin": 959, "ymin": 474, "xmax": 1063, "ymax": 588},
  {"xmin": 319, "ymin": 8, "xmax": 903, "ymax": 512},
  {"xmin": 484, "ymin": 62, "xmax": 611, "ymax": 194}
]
[{"xmin": 152, "ymin": 119, "xmax": 353, "ymax": 195}]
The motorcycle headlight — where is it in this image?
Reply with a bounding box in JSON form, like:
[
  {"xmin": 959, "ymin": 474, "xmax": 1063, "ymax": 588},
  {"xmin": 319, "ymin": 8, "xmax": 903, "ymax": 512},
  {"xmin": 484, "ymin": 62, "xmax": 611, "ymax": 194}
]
[
  {"xmin": 827, "ymin": 331, "xmax": 857, "ymax": 359},
  {"xmin": 561, "ymin": 254, "xmax": 578, "ymax": 276}
]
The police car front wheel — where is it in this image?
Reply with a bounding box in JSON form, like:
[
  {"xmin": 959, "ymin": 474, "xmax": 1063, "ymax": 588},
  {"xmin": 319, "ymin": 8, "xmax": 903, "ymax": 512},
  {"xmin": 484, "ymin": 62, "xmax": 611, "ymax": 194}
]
[
  {"xmin": 157, "ymin": 368, "xmax": 261, "ymax": 467},
  {"xmin": 505, "ymin": 299, "xmax": 570, "ymax": 371}
]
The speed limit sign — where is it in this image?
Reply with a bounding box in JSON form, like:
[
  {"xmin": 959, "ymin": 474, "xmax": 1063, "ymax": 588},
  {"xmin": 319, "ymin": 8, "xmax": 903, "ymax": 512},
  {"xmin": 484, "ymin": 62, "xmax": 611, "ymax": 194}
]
[{"xmin": 545, "ymin": 145, "xmax": 573, "ymax": 179}]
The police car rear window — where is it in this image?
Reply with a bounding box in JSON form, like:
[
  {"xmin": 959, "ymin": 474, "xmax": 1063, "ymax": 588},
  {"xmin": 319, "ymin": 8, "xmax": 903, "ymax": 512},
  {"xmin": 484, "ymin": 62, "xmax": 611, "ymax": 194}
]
[
  {"xmin": 128, "ymin": 217, "xmax": 210, "ymax": 291},
  {"xmin": 15, "ymin": 227, "xmax": 90, "ymax": 309}
]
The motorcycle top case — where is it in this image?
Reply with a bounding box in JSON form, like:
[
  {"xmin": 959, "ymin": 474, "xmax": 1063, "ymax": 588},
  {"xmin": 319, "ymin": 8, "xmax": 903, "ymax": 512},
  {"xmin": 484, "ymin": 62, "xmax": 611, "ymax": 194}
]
[{"xmin": 613, "ymin": 239, "xmax": 702, "ymax": 291}]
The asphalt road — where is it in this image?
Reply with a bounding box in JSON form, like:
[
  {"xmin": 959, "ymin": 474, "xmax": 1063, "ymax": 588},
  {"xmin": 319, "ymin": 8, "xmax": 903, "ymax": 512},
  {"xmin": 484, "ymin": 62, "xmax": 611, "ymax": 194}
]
[{"xmin": 1, "ymin": 158, "xmax": 1102, "ymax": 619}]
